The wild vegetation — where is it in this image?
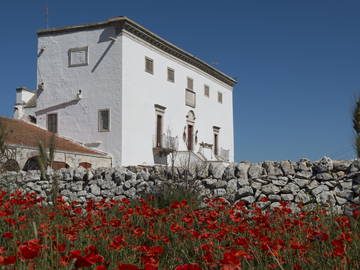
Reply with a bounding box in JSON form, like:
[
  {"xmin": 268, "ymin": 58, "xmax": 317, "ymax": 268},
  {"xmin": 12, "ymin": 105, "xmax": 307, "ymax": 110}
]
[
  {"xmin": 353, "ymin": 97, "xmax": 360, "ymax": 158},
  {"xmin": 0, "ymin": 189, "xmax": 358, "ymax": 270}
]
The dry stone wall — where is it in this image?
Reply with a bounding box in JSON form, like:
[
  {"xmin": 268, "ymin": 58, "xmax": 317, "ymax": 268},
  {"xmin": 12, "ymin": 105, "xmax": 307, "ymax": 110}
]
[{"xmin": 0, "ymin": 157, "xmax": 359, "ymax": 214}]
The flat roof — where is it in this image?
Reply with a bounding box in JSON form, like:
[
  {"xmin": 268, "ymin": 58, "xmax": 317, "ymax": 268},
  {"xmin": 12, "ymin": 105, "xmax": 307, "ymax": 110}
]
[{"xmin": 37, "ymin": 16, "xmax": 237, "ymax": 87}]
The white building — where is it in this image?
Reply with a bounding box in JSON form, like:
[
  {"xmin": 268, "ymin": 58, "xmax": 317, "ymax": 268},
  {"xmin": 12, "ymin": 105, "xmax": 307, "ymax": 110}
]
[{"xmin": 15, "ymin": 17, "xmax": 237, "ymax": 166}]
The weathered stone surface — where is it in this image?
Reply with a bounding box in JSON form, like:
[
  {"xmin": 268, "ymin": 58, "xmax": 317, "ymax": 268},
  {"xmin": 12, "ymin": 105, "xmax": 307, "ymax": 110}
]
[
  {"xmin": 203, "ymin": 179, "xmax": 218, "ymax": 188},
  {"xmin": 314, "ymin": 157, "xmax": 333, "ymax": 173},
  {"xmin": 214, "ymin": 180, "xmax": 228, "ymax": 189},
  {"xmin": 296, "ymin": 160, "xmax": 312, "ymax": 172},
  {"xmin": 70, "ymin": 181, "xmax": 83, "ymax": 192},
  {"xmin": 235, "ymin": 162, "xmax": 250, "ymax": 180},
  {"xmin": 316, "ymin": 191, "xmax": 336, "ymax": 205},
  {"xmin": 294, "ymin": 178, "xmax": 310, "ymax": 187},
  {"xmin": 248, "ymin": 164, "xmax": 263, "ymax": 179},
  {"xmin": 333, "ymin": 160, "xmax": 352, "ymax": 172},
  {"xmin": 281, "ymin": 183, "xmax": 300, "ymax": 194},
  {"xmin": 253, "ymin": 178, "xmax": 268, "ymax": 184},
  {"xmin": 316, "ymin": 173, "xmax": 333, "ymax": 181},
  {"xmin": 268, "ymin": 195, "xmax": 281, "ymax": 201},
  {"xmin": 349, "ymin": 160, "xmax": 360, "ymax": 173},
  {"xmin": 262, "ymin": 184, "xmax": 280, "ymax": 195},
  {"xmin": 281, "ymin": 193, "xmax": 294, "ymax": 201},
  {"xmin": 238, "ymin": 178, "xmax": 250, "ymax": 187},
  {"xmin": 312, "ymin": 185, "xmax": 329, "ymax": 196},
  {"xmin": 307, "ymin": 180, "xmax": 319, "ymax": 190},
  {"xmin": 209, "ymin": 163, "xmax": 226, "ymax": 179},
  {"xmin": 237, "ymin": 186, "xmax": 254, "ymax": 198},
  {"xmin": 213, "ymin": 188, "xmax": 226, "ymax": 197},
  {"xmin": 295, "ymin": 171, "xmax": 312, "ymax": 179},
  {"xmin": 335, "ymin": 189, "xmax": 353, "ymax": 200},
  {"xmin": 280, "ymin": 161, "xmax": 295, "ymax": 175},
  {"xmin": 240, "ymin": 196, "xmax": 255, "ymax": 204},
  {"xmin": 271, "ymin": 178, "xmax": 288, "ymax": 186},
  {"xmin": 226, "ymin": 179, "xmax": 238, "ymax": 193},
  {"xmin": 335, "ymin": 196, "xmax": 348, "ymax": 205},
  {"xmin": 0, "ymin": 158, "xmax": 356, "ymax": 211},
  {"xmin": 90, "ymin": 184, "xmax": 101, "ymax": 196},
  {"xmin": 223, "ymin": 165, "xmax": 235, "ymax": 180},
  {"xmin": 340, "ymin": 181, "xmax": 352, "ymax": 190},
  {"xmin": 251, "ymin": 182, "xmax": 262, "ymax": 191},
  {"xmin": 263, "ymin": 161, "xmax": 283, "ymax": 176}
]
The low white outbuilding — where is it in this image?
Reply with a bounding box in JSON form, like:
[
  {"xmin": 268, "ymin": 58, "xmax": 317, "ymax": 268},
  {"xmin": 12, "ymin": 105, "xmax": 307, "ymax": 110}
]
[{"xmin": 15, "ymin": 17, "xmax": 237, "ymax": 166}]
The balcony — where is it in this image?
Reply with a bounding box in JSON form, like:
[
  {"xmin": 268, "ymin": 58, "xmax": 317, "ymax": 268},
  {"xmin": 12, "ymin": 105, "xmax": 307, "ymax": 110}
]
[{"xmin": 153, "ymin": 134, "xmax": 178, "ymax": 156}]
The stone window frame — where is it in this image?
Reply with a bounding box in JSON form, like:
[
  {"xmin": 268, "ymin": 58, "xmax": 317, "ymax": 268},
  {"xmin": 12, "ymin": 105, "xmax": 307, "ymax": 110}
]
[
  {"xmin": 68, "ymin": 46, "xmax": 89, "ymax": 67},
  {"xmin": 213, "ymin": 126, "xmax": 220, "ymax": 156},
  {"xmin": 98, "ymin": 109, "xmax": 110, "ymax": 132},
  {"xmin": 145, "ymin": 57, "xmax": 154, "ymax": 74},
  {"xmin": 154, "ymin": 104, "xmax": 166, "ymax": 148}
]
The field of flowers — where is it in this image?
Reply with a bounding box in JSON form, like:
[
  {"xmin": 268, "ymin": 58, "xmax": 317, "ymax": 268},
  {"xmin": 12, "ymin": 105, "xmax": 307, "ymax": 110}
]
[{"xmin": 0, "ymin": 190, "xmax": 359, "ymax": 270}]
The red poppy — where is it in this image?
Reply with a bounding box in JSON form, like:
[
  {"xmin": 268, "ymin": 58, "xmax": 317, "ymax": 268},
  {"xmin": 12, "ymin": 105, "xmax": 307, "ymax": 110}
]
[
  {"xmin": 18, "ymin": 239, "xmax": 43, "ymax": 261},
  {"xmin": 175, "ymin": 263, "xmax": 202, "ymax": 270},
  {"xmin": 2, "ymin": 232, "xmax": 13, "ymax": 239},
  {"xmin": 0, "ymin": 255, "xmax": 16, "ymax": 265}
]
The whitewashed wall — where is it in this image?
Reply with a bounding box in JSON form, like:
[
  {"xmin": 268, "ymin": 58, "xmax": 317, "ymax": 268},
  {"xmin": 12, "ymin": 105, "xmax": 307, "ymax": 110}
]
[
  {"xmin": 121, "ymin": 31, "xmax": 234, "ymax": 166},
  {"xmin": 36, "ymin": 27, "xmax": 123, "ymax": 165}
]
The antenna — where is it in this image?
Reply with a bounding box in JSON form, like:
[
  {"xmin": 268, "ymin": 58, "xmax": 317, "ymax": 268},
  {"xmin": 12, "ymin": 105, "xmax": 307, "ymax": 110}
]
[{"xmin": 44, "ymin": 2, "xmax": 49, "ymax": 29}]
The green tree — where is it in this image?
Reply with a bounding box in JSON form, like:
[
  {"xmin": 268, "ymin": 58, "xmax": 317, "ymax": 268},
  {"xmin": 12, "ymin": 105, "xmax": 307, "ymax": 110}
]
[
  {"xmin": 353, "ymin": 97, "xmax": 360, "ymax": 158},
  {"xmin": 36, "ymin": 135, "xmax": 56, "ymax": 179}
]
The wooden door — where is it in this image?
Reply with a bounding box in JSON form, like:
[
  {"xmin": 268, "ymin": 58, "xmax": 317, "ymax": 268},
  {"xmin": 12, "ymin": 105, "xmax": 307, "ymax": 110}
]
[
  {"xmin": 156, "ymin": 115, "xmax": 162, "ymax": 147},
  {"xmin": 187, "ymin": 125, "xmax": 193, "ymax": 151},
  {"xmin": 214, "ymin": 133, "xmax": 218, "ymax": 156}
]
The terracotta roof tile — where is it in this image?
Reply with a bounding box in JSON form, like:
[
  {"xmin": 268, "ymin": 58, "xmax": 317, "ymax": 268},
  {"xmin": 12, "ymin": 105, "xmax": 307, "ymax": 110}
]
[{"xmin": 0, "ymin": 117, "xmax": 105, "ymax": 156}]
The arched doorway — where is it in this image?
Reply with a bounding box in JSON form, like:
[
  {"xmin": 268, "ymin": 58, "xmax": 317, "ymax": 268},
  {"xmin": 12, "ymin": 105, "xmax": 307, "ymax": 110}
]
[{"xmin": 23, "ymin": 157, "xmax": 39, "ymax": 171}]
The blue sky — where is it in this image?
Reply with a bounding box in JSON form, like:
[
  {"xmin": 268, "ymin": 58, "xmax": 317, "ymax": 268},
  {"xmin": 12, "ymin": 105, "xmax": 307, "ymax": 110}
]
[{"xmin": 1, "ymin": 0, "xmax": 359, "ymax": 162}]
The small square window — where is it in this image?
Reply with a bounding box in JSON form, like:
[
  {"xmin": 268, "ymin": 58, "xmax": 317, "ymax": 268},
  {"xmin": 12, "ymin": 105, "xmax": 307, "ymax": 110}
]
[
  {"xmin": 98, "ymin": 109, "xmax": 110, "ymax": 132},
  {"xmin": 167, "ymin": 68, "xmax": 175, "ymax": 82},
  {"xmin": 187, "ymin": 77, "xmax": 193, "ymax": 90},
  {"xmin": 68, "ymin": 47, "xmax": 88, "ymax": 67},
  {"xmin": 218, "ymin": 92, "xmax": 223, "ymax": 104},
  {"xmin": 145, "ymin": 57, "xmax": 154, "ymax": 74},
  {"xmin": 204, "ymin": 85, "xmax": 210, "ymax": 97},
  {"xmin": 47, "ymin": 113, "xmax": 58, "ymax": 133}
]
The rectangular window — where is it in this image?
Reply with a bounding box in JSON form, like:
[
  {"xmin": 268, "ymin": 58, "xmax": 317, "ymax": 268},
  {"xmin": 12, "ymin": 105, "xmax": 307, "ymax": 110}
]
[
  {"xmin": 187, "ymin": 77, "xmax": 193, "ymax": 90},
  {"xmin": 204, "ymin": 85, "xmax": 210, "ymax": 97},
  {"xmin": 47, "ymin": 113, "xmax": 58, "ymax": 133},
  {"xmin": 98, "ymin": 109, "xmax": 110, "ymax": 132},
  {"xmin": 167, "ymin": 68, "xmax": 175, "ymax": 82},
  {"xmin": 218, "ymin": 92, "xmax": 223, "ymax": 103},
  {"xmin": 145, "ymin": 57, "xmax": 154, "ymax": 74},
  {"xmin": 68, "ymin": 47, "xmax": 88, "ymax": 67}
]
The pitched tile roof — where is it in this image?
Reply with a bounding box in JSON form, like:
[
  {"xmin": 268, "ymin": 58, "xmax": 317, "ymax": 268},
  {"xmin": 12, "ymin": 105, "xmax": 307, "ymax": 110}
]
[{"xmin": 0, "ymin": 117, "xmax": 105, "ymax": 156}]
